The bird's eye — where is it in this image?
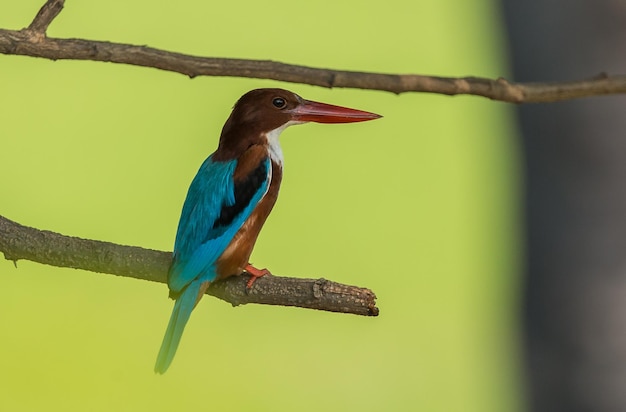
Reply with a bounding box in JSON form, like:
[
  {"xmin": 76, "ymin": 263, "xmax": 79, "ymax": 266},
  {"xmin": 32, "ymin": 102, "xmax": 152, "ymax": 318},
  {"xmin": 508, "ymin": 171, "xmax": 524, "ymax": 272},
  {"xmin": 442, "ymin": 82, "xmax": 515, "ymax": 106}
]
[{"xmin": 272, "ymin": 97, "xmax": 286, "ymax": 109}]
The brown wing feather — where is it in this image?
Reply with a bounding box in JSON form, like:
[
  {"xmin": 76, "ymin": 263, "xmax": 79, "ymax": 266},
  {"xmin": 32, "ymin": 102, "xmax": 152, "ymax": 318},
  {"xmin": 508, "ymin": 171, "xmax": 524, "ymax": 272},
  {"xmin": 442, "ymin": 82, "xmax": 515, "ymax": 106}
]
[{"xmin": 215, "ymin": 145, "xmax": 283, "ymax": 279}]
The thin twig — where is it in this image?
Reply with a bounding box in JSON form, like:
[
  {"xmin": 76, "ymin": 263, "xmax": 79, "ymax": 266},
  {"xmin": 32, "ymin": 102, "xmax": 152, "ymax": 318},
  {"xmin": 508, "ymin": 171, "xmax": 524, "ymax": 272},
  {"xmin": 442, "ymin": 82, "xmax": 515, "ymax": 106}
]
[
  {"xmin": 26, "ymin": 0, "xmax": 64, "ymax": 34},
  {"xmin": 0, "ymin": 215, "xmax": 379, "ymax": 316}
]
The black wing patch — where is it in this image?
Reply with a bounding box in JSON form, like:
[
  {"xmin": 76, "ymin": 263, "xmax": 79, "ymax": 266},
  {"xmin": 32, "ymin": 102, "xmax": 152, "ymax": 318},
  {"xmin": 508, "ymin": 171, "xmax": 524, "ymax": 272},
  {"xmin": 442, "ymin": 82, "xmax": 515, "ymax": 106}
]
[{"xmin": 212, "ymin": 158, "xmax": 269, "ymax": 230}]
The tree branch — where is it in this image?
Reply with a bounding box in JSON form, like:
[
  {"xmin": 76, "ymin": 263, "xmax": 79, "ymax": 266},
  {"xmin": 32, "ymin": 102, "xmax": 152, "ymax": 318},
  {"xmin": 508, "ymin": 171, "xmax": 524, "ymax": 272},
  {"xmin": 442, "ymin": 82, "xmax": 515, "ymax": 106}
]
[
  {"xmin": 1, "ymin": 0, "xmax": 626, "ymax": 102},
  {"xmin": 0, "ymin": 215, "xmax": 379, "ymax": 316},
  {"xmin": 27, "ymin": 0, "xmax": 64, "ymax": 34}
]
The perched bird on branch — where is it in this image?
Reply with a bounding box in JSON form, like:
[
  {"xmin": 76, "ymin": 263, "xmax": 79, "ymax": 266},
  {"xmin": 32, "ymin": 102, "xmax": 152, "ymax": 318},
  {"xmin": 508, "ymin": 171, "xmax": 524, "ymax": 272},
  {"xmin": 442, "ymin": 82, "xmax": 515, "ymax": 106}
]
[{"xmin": 154, "ymin": 88, "xmax": 381, "ymax": 373}]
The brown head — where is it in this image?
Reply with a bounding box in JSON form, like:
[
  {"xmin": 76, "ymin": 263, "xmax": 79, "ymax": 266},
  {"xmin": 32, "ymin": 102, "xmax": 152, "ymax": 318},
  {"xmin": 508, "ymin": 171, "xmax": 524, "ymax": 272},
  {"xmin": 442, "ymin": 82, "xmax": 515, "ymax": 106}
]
[{"xmin": 213, "ymin": 88, "xmax": 381, "ymax": 161}]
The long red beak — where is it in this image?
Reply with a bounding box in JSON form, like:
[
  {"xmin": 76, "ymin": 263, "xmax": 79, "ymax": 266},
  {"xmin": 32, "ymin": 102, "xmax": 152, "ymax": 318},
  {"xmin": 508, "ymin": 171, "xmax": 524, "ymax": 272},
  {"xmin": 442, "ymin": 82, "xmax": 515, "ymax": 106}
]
[{"xmin": 289, "ymin": 99, "xmax": 382, "ymax": 123}]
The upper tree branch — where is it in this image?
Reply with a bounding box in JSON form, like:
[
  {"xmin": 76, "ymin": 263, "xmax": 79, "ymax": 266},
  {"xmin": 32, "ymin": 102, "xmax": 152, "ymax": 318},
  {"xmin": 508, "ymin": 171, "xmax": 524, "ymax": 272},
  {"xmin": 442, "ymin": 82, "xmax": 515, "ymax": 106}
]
[
  {"xmin": 1, "ymin": 0, "xmax": 625, "ymax": 102},
  {"xmin": 0, "ymin": 215, "xmax": 378, "ymax": 316}
]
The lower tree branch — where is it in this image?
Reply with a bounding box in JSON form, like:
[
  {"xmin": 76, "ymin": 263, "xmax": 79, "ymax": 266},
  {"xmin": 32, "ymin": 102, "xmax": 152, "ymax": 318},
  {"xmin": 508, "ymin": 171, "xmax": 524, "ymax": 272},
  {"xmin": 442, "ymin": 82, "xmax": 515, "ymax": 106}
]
[{"xmin": 0, "ymin": 215, "xmax": 378, "ymax": 316}]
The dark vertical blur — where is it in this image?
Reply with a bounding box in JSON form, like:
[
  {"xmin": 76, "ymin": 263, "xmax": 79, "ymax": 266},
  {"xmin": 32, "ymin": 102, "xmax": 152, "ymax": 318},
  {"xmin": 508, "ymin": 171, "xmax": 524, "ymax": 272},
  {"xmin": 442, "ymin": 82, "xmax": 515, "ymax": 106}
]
[{"xmin": 501, "ymin": 1, "xmax": 626, "ymax": 411}]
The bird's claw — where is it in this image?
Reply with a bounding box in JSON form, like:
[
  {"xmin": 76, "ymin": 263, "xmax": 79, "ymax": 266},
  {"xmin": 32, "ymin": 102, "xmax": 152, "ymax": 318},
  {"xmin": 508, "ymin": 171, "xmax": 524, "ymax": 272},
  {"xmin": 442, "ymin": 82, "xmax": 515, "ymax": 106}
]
[{"xmin": 244, "ymin": 263, "xmax": 271, "ymax": 289}]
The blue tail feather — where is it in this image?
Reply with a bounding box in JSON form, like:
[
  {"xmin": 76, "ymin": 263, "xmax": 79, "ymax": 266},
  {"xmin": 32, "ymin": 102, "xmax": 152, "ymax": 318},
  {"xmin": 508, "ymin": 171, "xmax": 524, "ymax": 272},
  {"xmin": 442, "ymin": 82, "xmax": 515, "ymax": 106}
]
[{"xmin": 154, "ymin": 280, "xmax": 202, "ymax": 374}]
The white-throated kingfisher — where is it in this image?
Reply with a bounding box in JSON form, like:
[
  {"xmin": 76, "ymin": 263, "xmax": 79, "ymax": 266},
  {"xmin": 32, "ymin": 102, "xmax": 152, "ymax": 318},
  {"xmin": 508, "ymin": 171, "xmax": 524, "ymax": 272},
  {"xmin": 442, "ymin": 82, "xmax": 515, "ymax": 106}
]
[{"xmin": 155, "ymin": 88, "xmax": 381, "ymax": 373}]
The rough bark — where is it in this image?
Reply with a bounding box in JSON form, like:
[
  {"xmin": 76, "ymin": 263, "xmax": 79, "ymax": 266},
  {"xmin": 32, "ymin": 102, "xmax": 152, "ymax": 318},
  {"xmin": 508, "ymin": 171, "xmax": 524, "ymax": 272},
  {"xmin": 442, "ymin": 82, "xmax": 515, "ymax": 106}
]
[
  {"xmin": 0, "ymin": 215, "xmax": 378, "ymax": 317},
  {"xmin": 1, "ymin": 0, "xmax": 625, "ymax": 102}
]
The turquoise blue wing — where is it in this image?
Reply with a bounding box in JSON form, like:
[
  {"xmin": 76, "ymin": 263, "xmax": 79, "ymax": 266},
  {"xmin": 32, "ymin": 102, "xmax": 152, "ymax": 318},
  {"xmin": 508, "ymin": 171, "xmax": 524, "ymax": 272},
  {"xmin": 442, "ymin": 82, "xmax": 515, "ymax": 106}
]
[
  {"xmin": 168, "ymin": 155, "xmax": 271, "ymax": 294},
  {"xmin": 156, "ymin": 154, "xmax": 270, "ymax": 373}
]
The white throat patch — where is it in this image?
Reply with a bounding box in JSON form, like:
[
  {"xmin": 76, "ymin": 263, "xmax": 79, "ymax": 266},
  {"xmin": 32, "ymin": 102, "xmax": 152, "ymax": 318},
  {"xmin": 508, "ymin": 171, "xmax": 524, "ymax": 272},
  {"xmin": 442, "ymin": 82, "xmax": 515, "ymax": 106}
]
[{"xmin": 265, "ymin": 120, "xmax": 303, "ymax": 166}]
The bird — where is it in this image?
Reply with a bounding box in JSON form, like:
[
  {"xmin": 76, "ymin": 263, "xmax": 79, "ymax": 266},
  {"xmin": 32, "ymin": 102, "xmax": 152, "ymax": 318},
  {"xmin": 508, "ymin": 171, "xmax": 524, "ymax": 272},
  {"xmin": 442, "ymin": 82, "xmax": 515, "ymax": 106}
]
[{"xmin": 154, "ymin": 88, "xmax": 381, "ymax": 373}]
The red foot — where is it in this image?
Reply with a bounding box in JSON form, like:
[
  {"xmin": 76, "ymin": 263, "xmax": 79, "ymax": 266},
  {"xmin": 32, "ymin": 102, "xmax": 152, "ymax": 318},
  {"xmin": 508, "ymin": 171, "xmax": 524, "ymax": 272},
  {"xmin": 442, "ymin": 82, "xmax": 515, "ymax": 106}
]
[{"xmin": 244, "ymin": 264, "xmax": 271, "ymax": 289}]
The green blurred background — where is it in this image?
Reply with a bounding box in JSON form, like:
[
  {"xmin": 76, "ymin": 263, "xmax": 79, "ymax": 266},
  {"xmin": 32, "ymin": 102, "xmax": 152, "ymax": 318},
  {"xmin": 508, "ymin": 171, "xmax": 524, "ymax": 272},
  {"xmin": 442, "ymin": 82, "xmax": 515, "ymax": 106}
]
[{"xmin": 0, "ymin": 1, "xmax": 523, "ymax": 411}]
